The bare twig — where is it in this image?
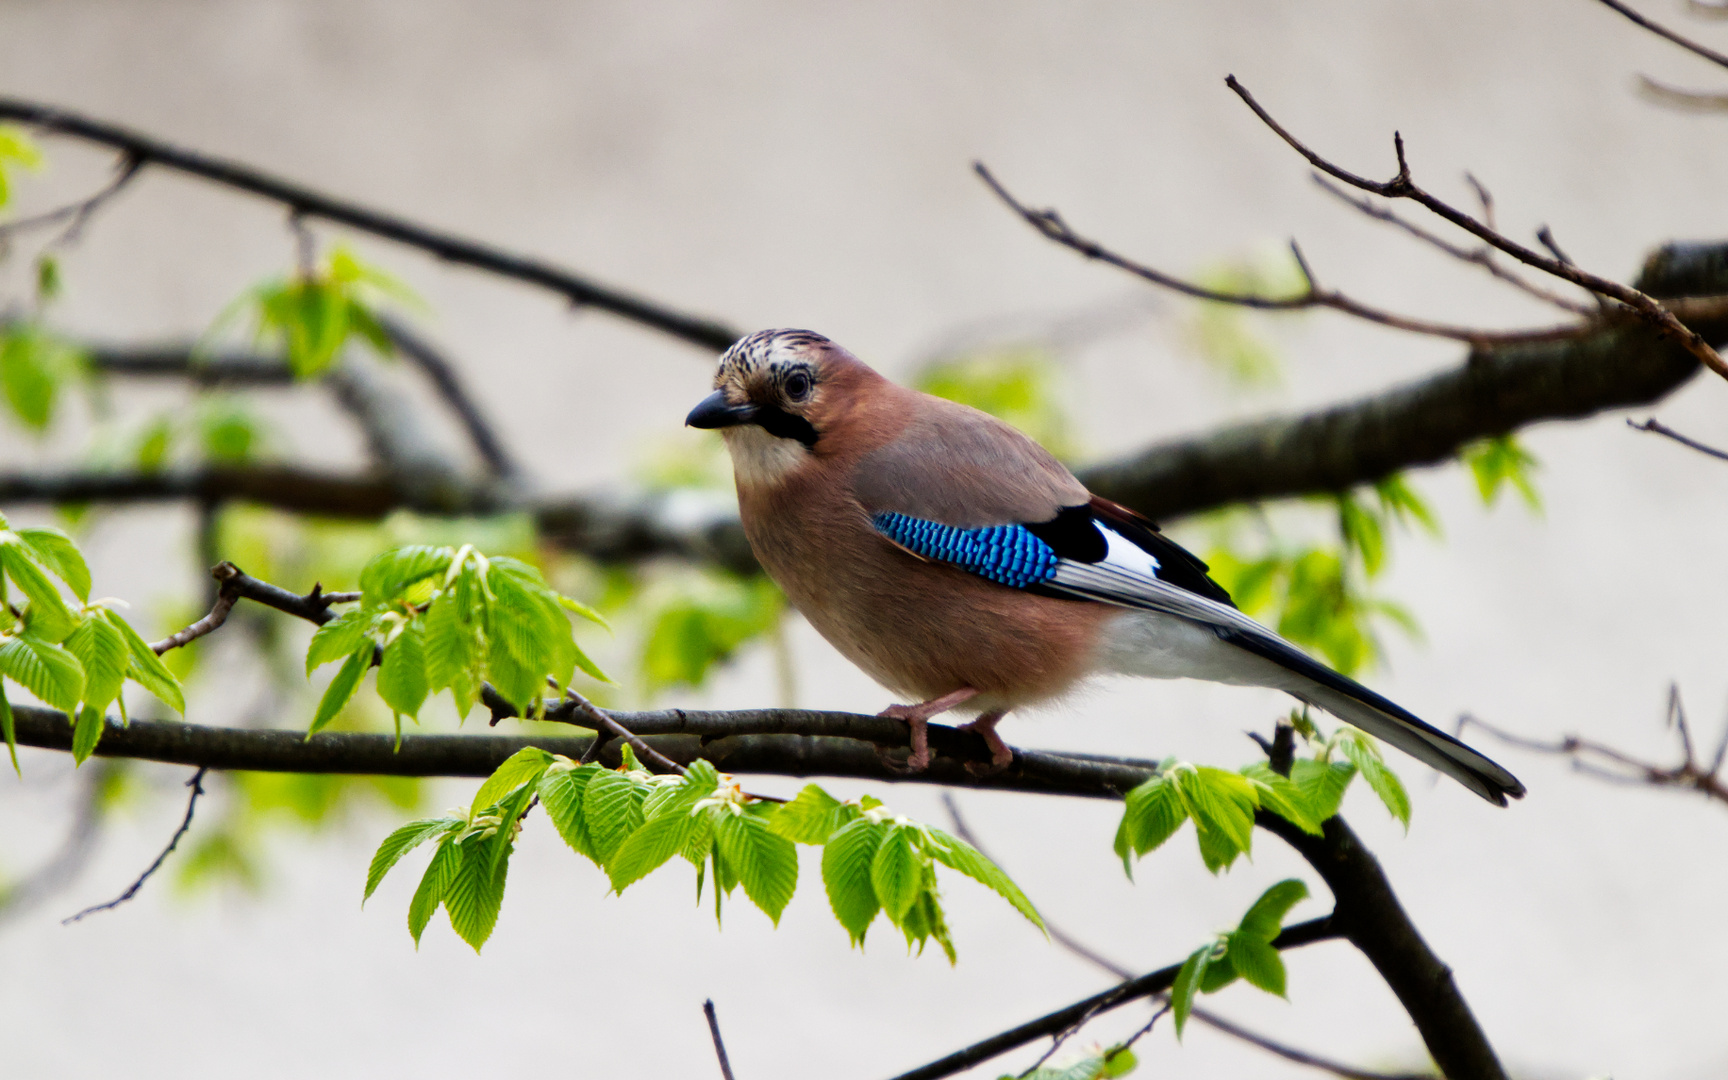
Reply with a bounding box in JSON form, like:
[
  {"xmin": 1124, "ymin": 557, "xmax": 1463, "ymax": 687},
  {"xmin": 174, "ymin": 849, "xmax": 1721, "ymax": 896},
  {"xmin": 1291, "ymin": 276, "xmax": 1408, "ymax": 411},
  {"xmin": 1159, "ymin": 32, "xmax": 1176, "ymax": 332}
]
[
  {"xmin": 1594, "ymin": 0, "xmax": 1728, "ymax": 70},
  {"xmin": 1636, "ymin": 75, "xmax": 1728, "ymax": 111},
  {"xmin": 1628, "ymin": 416, "xmax": 1728, "ymax": 460},
  {"xmin": 149, "ymin": 583, "xmax": 239, "ymax": 654},
  {"xmin": 0, "ymin": 98, "xmax": 740, "ymax": 351},
  {"xmin": 976, "ymin": 162, "xmax": 1587, "ymax": 347},
  {"xmin": 562, "ymin": 689, "xmax": 687, "ymax": 777},
  {"xmin": 1459, "ymin": 696, "xmax": 1728, "ymax": 807},
  {"xmin": 702, "ymin": 1000, "xmax": 738, "ymax": 1080},
  {"xmin": 1314, "ymin": 176, "xmax": 1595, "ymax": 315},
  {"xmin": 1223, "ymin": 75, "xmax": 1728, "ymax": 381},
  {"xmin": 61, "ymin": 766, "xmax": 207, "ymax": 923},
  {"xmin": 0, "ymin": 152, "xmax": 142, "ymax": 244}
]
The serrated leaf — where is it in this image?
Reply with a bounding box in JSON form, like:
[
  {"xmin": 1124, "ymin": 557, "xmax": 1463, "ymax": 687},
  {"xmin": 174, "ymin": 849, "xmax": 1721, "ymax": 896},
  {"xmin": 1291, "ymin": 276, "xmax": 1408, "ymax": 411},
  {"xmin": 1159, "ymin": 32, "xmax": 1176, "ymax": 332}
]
[
  {"xmin": 556, "ymin": 592, "xmax": 608, "ymax": 627},
  {"xmin": 1240, "ymin": 763, "xmax": 1323, "ymax": 836},
  {"xmin": 1197, "ymin": 947, "xmax": 1239, "ymax": 994},
  {"xmin": 1338, "ymin": 732, "xmax": 1410, "ymax": 828},
  {"xmin": 1291, "ymin": 758, "xmax": 1356, "ymax": 822},
  {"xmin": 16, "ymin": 527, "xmax": 90, "ymax": 601},
  {"xmin": 360, "ymin": 545, "xmax": 455, "ymax": 600},
  {"xmin": 822, "ymin": 818, "xmax": 886, "ymax": 945},
  {"xmin": 443, "ymin": 833, "xmax": 511, "ymax": 952},
  {"xmin": 767, "ymin": 784, "xmax": 858, "ymax": 844},
  {"xmin": 583, "ymin": 768, "xmax": 648, "ymax": 865},
  {"xmin": 0, "ymin": 632, "xmax": 85, "ymax": 711},
  {"xmin": 1122, "ymin": 773, "xmax": 1188, "ymax": 856},
  {"xmin": 365, "ymin": 817, "xmax": 459, "ymax": 903},
  {"xmin": 70, "ymin": 704, "xmax": 105, "ymax": 764},
  {"xmin": 1224, "ymin": 932, "xmax": 1286, "ymax": 996},
  {"xmin": 101, "ymin": 609, "xmax": 185, "ymax": 714},
  {"xmin": 408, "ymin": 840, "xmax": 458, "ymax": 946},
  {"xmin": 870, "ymin": 824, "xmax": 924, "ymax": 923},
  {"xmin": 421, "ymin": 586, "xmax": 474, "ymax": 697},
  {"xmin": 64, "ymin": 613, "xmax": 127, "ymax": 718},
  {"xmin": 900, "ymin": 884, "xmax": 956, "ymax": 964},
  {"xmin": 376, "ymin": 618, "xmax": 428, "ymax": 721},
  {"xmin": 925, "ymin": 827, "xmax": 1042, "ymax": 930},
  {"xmin": 306, "ymin": 608, "xmax": 369, "ymax": 674},
  {"xmin": 1194, "ymin": 820, "xmax": 1243, "ymax": 874},
  {"xmin": 641, "ymin": 761, "xmax": 718, "ymax": 821},
  {"xmin": 1238, "ymin": 878, "xmax": 1309, "ymax": 941},
  {"xmin": 1181, "ymin": 767, "xmax": 1258, "ymax": 852},
  {"xmin": 1170, "ymin": 943, "xmax": 1216, "ymax": 1039},
  {"xmin": 538, "ymin": 763, "xmax": 600, "ymax": 862},
  {"xmin": 713, "ymin": 810, "xmax": 798, "ymax": 924},
  {"xmin": 1112, "ymin": 812, "xmax": 1134, "ymax": 880},
  {"xmin": 0, "ymin": 538, "xmax": 77, "ymax": 641},
  {"xmin": 309, "ymin": 641, "xmax": 372, "ymax": 736},
  {"xmin": 607, "ymin": 809, "xmax": 697, "ymax": 892},
  {"xmin": 471, "ymin": 747, "xmax": 554, "ymax": 813}
]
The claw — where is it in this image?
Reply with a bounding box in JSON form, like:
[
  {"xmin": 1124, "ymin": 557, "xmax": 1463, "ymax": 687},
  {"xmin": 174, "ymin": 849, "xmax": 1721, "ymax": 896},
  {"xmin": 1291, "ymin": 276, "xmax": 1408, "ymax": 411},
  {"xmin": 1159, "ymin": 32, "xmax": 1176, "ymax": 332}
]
[{"xmin": 876, "ymin": 688, "xmax": 979, "ymax": 773}]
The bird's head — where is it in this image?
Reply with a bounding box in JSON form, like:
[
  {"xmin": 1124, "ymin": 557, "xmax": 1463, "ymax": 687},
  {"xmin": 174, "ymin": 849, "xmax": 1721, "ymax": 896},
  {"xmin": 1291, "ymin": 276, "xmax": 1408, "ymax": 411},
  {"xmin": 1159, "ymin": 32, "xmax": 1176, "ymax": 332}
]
[{"xmin": 686, "ymin": 329, "xmax": 884, "ymax": 483}]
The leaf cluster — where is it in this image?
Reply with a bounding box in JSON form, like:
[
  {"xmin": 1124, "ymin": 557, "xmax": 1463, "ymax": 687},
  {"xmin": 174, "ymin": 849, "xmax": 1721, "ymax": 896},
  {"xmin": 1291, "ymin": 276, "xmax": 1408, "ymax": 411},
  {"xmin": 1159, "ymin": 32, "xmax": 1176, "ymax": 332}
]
[
  {"xmin": 1169, "ymin": 878, "xmax": 1310, "ymax": 1037},
  {"xmin": 0, "ymin": 124, "xmax": 44, "ymax": 210},
  {"xmin": 305, "ymin": 543, "xmax": 607, "ymax": 741},
  {"xmin": 368, "ymin": 749, "xmax": 1042, "ymax": 956},
  {"xmin": 0, "ymin": 514, "xmax": 184, "ymax": 769},
  {"xmin": 219, "ymin": 244, "xmax": 416, "ymax": 379}
]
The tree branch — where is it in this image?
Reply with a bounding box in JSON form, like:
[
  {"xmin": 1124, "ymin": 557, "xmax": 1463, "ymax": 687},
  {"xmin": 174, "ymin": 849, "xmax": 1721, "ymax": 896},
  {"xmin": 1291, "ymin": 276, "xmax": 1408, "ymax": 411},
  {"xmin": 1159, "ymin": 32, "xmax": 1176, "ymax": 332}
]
[
  {"xmin": 1627, "ymin": 416, "xmax": 1728, "ymax": 461},
  {"xmin": 885, "ymin": 916, "xmax": 1340, "ymax": 1080},
  {"xmin": 1594, "ymin": 0, "xmax": 1728, "ymax": 70},
  {"xmin": 60, "ymin": 766, "xmax": 206, "ymax": 923},
  {"xmin": 0, "ymin": 97, "xmax": 741, "ymax": 352}
]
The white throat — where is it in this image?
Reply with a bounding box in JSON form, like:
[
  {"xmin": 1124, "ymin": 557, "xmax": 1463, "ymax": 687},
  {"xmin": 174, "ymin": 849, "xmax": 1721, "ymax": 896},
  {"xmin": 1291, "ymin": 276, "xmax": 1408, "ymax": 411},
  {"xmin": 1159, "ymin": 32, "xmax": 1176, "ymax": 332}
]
[{"xmin": 723, "ymin": 425, "xmax": 809, "ymax": 489}]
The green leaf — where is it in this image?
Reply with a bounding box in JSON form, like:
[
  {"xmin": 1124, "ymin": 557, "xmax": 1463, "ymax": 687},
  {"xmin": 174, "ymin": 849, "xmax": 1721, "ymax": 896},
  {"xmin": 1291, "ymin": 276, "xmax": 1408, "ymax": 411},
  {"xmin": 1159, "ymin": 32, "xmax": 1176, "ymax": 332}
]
[
  {"xmin": 870, "ymin": 823, "xmax": 924, "ymax": 923},
  {"xmin": 1240, "ymin": 763, "xmax": 1323, "ymax": 836},
  {"xmin": 0, "ymin": 536, "xmax": 78, "ymax": 641},
  {"xmin": 102, "ymin": 609, "xmax": 185, "ymax": 714},
  {"xmin": 1122, "ymin": 772, "xmax": 1189, "ymax": 856},
  {"xmin": 1291, "ymin": 758, "xmax": 1357, "ymax": 822},
  {"xmin": 63, "ymin": 613, "xmax": 127, "ymax": 719},
  {"xmin": 1237, "ymin": 878, "xmax": 1310, "ymax": 941},
  {"xmin": 309, "ymin": 640, "xmax": 373, "ymax": 736},
  {"xmin": 0, "ymin": 632, "xmax": 85, "ymax": 711},
  {"xmin": 1111, "ymin": 812, "xmax": 1134, "ymax": 880},
  {"xmin": 1464, "ymin": 435, "xmax": 1541, "ymax": 511},
  {"xmin": 306, "ymin": 608, "xmax": 369, "ymax": 674},
  {"xmin": 556, "ymin": 592, "xmax": 609, "ymax": 628},
  {"xmin": 0, "ymin": 327, "xmax": 78, "ymax": 433},
  {"xmin": 607, "ymin": 809, "xmax": 698, "ymax": 892},
  {"xmin": 822, "ymin": 817, "xmax": 886, "ymax": 945},
  {"xmin": 0, "ymin": 683, "xmax": 14, "ymax": 775},
  {"xmin": 472, "ymin": 747, "xmax": 554, "ymax": 813},
  {"xmin": 583, "ymin": 768, "xmax": 648, "ymax": 864},
  {"xmin": 1338, "ymin": 732, "xmax": 1410, "ymax": 828},
  {"xmin": 925, "ymin": 827, "xmax": 1043, "ymax": 930},
  {"xmin": 767, "ymin": 784, "xmax": 858, "ymax": 844},
  {"xmin": 538, "ymin": 763, "xmax": 601, "ymax": 861},
  {"xmin": 408, "ymin": 840, "xmax": 458, "ymax": 946},
  {"xmin": 1197, "ymin": 947, "xmax": 1240, "ymax": 994},
  {"xmin": 364, "ymin": 817, "xmax": 459, "ymax": 903},
  {"xmin": 442, "ymin": 834, "xmax": 511, "ymax": 952},
  {"xmin": 1170, "ymin": 943, "xmax": 1217, "ymax": 1039},
  {"xmin": 16, "ymin": 527, "xmax": 90, "ymax": 601},
  {"xmin": 1175, "ymin": 766, "xmax": 1257, "ymax": 871},
  {"xmin": 1100, "ymin": 1044, "xmax": 1138, "ymax": 1078},
  {"xmin": 376, "ymin": 619, "xmax": 429, "ymax": 721},
  {"xmin": 715, "ymin": 810, "xmax": 799, "ymax": 924},
  {"xmin": 1224, "ymin": 931, "xmax": 1286, "ymax": 996},
  {"xmin": 360, "ymin": 545, "xmax": 455, "ymax": 602},
  {"xmin": 422, "ymin": 584, "xmax": 477, "ymax": 710},
  {"xmin": 71, "ymin": 705, "xmax": 105, "ymax": 764}
]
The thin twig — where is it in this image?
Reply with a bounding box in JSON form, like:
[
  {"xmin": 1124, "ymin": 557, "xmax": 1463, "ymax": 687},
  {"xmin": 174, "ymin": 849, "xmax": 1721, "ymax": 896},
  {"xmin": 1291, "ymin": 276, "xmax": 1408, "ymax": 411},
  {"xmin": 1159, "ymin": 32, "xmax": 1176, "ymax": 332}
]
[
  {"xmin": 562, "ymin": 689, "xmax": 687, "ymax": 776},
  {"xmin": 1536, "ymin": 225, "xmax": 1610, "ymax": 314},
  {"xmin": 1627, "ymin": 416, "xmax": 1728, "ymax": 461},
  {"xmin": 703, "ymin": 1000, "xmax": 738, "ymax": 1080},
  {"xmin": 941, "ymin": 793, "xmax": 1429, "ymax": 1080},
  {"xmin": 61, "ymin": 766, "xmax": 207, "ymax": 923},
  {"xmin": 1224, "ymin": 75, "xmax": 1728, "ymax": 381},
  {"xmin": 1314, "ymin": 176, "xmax": 1595, "ymax": 314},
  {"xmin": 149, "ymin": 583, "xmax": 238, "ymax": 654},
  {"xmin": 1636, "ymin": 75, "xmax": 1728, "ymax": 111},
  {"xmin": 1594, "ymin": 0, "xmax": 1728, "ymax": 70},
  {"xmin": 975, "ymin": 162, "xmax": 1589, "ymax": 347},
  {"xmin": 0, "ymin": 152, "xmax": 142, "ymax": 244},
  {"xmin": 0, "ymin": 97, "xmax": 740, "ymax": 351}
]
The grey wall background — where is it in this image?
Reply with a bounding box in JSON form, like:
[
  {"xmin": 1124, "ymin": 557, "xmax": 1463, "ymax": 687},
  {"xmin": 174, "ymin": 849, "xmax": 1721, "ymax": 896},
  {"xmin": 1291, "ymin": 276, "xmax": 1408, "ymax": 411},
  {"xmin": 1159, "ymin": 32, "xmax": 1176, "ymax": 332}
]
[{"xmin": 1, "ymin": 1, "xmax": 1726, "ymax": 1077}]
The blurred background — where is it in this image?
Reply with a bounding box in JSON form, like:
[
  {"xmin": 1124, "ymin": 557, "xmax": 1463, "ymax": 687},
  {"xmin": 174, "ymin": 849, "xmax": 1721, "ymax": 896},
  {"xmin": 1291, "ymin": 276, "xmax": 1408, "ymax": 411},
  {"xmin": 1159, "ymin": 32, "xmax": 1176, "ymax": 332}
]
[{"xmin": 1, "ymin": 1, "xmax": 1726, "ymax": 1077}]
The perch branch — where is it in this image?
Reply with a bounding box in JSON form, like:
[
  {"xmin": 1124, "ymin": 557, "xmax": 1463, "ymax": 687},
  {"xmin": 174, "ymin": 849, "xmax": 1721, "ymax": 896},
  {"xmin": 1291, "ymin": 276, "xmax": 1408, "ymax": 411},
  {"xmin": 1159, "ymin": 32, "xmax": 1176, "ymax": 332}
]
[{"xmin": 60, "ymin": 766, "xmax": 206, "ymax": 923}]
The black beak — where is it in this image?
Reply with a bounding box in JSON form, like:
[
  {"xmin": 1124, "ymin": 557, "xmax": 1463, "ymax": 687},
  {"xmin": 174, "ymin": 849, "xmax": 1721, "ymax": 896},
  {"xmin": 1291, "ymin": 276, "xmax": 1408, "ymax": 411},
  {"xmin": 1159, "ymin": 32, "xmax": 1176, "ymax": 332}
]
[{"xmin": 685, "ymin": 390, "xmax": 758, "ymax": 430}]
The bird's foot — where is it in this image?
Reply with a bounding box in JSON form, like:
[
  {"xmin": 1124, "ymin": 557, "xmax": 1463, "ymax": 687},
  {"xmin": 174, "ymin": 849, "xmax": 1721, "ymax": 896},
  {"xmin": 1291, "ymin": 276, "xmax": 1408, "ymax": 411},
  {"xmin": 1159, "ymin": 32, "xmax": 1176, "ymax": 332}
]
[
  {"xmin": 877, "ymin": 688, "xmax": 980, "ymax": 772},
  {"xmin": 959, "ymin": 711, "xmax": 1012, "ymax": 776}
]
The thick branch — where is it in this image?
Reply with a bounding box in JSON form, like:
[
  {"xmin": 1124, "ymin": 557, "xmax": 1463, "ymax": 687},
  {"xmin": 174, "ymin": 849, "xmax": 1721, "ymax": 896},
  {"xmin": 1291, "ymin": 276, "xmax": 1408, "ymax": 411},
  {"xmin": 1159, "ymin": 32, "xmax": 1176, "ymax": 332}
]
[
  {"xmin": 0, "ymin": 98, "xmax": 740, "ymax": 352},
  {"xmin": 1256, "ymin": 812, "xmax": 1508, "ymax": 1080}
]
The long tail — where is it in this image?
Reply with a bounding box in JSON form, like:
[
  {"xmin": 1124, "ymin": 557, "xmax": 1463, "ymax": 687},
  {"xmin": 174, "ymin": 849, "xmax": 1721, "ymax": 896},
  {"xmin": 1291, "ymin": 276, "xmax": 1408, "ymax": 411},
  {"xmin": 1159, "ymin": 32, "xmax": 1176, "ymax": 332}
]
[{"xmin": 1222, "ymin": 628, "xmax": 1526, "ymax": 806}]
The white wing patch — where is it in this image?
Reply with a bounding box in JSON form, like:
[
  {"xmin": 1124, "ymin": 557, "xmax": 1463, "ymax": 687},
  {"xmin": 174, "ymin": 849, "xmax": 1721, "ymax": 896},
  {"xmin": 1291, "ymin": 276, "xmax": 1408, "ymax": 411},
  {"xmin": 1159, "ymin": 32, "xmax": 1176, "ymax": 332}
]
[{"xmin": 1098, "ymin": 522, "xmax": 1162, "ymax": 581}]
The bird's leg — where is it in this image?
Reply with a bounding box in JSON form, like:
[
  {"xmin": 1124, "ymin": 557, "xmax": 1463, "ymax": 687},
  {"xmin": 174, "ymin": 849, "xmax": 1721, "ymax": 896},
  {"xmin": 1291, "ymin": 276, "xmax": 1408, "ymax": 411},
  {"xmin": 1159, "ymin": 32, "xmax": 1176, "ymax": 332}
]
[
  {"xmin": 958, "ymin": 710, "xmax": 1012, "ymax": 774},
  {"xmin": 878, "ymin": 687, "xmax": 979, "ymax": 771}
]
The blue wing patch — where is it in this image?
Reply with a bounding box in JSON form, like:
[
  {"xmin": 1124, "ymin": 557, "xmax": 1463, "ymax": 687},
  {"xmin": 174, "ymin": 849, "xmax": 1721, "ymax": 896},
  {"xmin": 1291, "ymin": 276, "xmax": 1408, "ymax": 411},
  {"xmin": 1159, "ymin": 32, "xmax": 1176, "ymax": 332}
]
[{"xmin": 871, "ymin": 512, "xmax": 1059, "ymax": 589}]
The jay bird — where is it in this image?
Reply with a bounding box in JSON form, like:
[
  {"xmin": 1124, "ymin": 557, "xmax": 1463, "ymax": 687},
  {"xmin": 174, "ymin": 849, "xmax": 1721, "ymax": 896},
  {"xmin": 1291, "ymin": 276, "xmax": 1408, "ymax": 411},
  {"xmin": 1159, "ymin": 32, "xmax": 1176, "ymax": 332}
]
[{"xmin": 687, "ymin": 329, "xmax": 1525, "ymax": 806}]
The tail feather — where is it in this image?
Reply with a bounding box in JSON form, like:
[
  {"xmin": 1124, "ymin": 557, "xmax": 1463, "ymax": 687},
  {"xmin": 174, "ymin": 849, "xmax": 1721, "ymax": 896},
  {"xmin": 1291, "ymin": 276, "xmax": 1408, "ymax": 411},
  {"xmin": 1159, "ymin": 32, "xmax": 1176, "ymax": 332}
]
[{"xmin": 1221, "ymin": 628, "xmax": 1526, "ymax": 806}]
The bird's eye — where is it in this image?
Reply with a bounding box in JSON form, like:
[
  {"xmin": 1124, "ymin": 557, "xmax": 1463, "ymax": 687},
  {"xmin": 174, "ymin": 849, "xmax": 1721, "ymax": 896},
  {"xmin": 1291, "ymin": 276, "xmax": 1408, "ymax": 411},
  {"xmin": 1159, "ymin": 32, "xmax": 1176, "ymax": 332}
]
[{"xmin": 784, "ymin": 370, "xmax": 813, "ymax": 402}]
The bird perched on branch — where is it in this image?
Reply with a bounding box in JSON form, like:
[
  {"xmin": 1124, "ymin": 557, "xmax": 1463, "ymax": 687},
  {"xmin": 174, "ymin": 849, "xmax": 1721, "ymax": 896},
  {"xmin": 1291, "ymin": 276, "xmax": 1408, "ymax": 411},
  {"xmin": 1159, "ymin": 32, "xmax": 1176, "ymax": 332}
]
[{"xmin": 687, "ymin": 329, "xmax": 1524, "ymax": 806}]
